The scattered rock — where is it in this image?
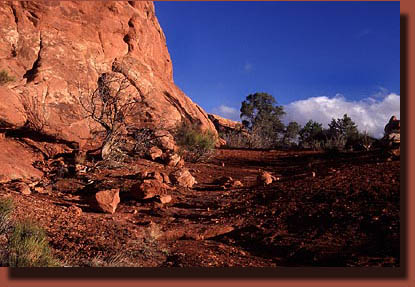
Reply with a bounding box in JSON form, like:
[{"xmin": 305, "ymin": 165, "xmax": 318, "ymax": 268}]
[
  {"xmin": 16, "ymin": 182, "xmax": 31, "ymax": 195},
  {"xmin": 75, "ymin": 164, "xmax": 88, "ymax": 174},
  {"xmin": 170, "ymin": 168, "xmax": 196, "ymax": 188},
  {"xmin": 165, "ymin": 153, "xmax": 184, "ymax": 168},
  {"xmin": 67, "ymin": 205, "xmax": 83, "ymax": 216},
  {"xmin": 33, "ymin": 186, "xmax": 45, "ymax": 193},
  {"xmin": 160, "ymin": 172, "xmax": 171, "ymax": 184},
  {"xmin": 95, "ymin": 189, "xmax": 120, "ymax": 214},
  {"xmin": 214, "ymin": 176, "xmax": 234, "ymax": 186},
  {"xmin": 139, "ymin": 171, "xmax": 149, "ymax": 179},
  {"xmin": 257, "ymin": 170, "xmax": 275, "ymax": 186},
  {"xmin": 232, "ymin": 180, "xmax": 244, "ymax": 188},
  {"xmin": 131, "ymin": 179, "xmax": 169, "ymax": 200},
  {"xmin": 154, "ymin": 130, "xmax": 177, "ymax": 152},
  {"xmin": 148, "ymin": 146, "xmax": 163, "ymax": 161},
  {"xmin": 157, "ymin": 194, "xmax": 172, "ymax": 204},
  {"xmin": 148, "ymin": 171, "xmax": 163, "ymax": 182},
  {"xmin": 213, "ymin": 176, "xmax": 243, "ymax": 189}
]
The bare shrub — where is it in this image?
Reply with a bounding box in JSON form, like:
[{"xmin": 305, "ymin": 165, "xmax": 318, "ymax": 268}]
[
  {"xmin": 76, "ymin": 72, "xmax": 141, "ymax": 160},
  {"xmin": 129, "ymin": 127, "xmax": 158, "ymax": 157},
  {"xmin": 18, "ymin": 89, "xmax": 50, "ymax": 133}
]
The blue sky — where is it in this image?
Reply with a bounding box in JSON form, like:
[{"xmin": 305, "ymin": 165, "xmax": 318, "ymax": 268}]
[{"xmin": 154, "ymin": 1, "xmax": 400, "ymax": 137}]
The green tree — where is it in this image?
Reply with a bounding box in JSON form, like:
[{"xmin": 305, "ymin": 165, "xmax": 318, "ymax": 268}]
[
  {"xmin": 299, "ymin": 120, "xmax": 324, "ymax": 150},
  {"xmin": 282, "ymin": 121, "xmax": 300, "ymax": 147},
  {"xmin": 328, "ymin": 114, "xmax": 359, "ymax": 149},
  {"xmin": 240, "ymin": 92, "xmax": 285, "ymax": 148}
]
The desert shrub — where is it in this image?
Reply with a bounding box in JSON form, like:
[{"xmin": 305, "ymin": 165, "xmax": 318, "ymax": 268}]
[
  {"xmin": 220, "ymin": 129, "xmax": 250, "ymax": 149},
  {"xmin": 0, "ymin": 70, "xmax": 15, "ymax": 85},
  {"xmin": 87, "ymin": 253, "xmax": 133, "ymax": 267},
  {"xmin": 322, "ymin": 134, "xmax": 347, "ymax": 152},
  {"xmin": 0, "ymin": 197, "xmax": 13, "ymax": 235},
  {"xmin": 174, "ymin": 122, "xmax": 216, "ymax": 162},
  {"xmin": 7, "ymin": 220, "xmax": 60, "ymax": 267}
]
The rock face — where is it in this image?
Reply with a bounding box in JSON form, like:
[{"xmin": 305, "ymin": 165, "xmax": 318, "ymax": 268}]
[{"xmin": 0, "ymin": 1, "xmax": 217, "ymax": 181}]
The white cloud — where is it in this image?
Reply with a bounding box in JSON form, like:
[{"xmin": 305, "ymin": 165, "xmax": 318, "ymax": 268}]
[
  {"xmin": 284, "ymin": 93, "xmax": 400, "ymax": 138},
  {"xmin": 211, "ymin": 105, "xmax": 240, "ymax": 121}
]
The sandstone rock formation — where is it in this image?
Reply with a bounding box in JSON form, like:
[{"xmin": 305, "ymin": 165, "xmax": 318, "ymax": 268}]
[{"xmin": 0, "ymin": 1, "xmax": 218, "ymax": 182}]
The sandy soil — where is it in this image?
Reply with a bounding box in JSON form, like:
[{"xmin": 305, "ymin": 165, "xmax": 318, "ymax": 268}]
[{"xmin": 0, "ymin": 148, "xmax": 400, "ymax": 267}]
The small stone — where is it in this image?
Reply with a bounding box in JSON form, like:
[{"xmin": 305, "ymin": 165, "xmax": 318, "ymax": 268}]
[
  {"xmin": 170, "ymin": 168, "xmax": 196, "ymax": 188},
  {"xmin": 148, "ymin": 171, "xmax": 163, "ymax": 182},
  {"xmin": 16, "ymin": 183, "xmax": 31, "ymax": 195},
  {"xmin": 257, "ymin": 170, "xmax": 273, "ymax": 186},
  {"xmin": 148, "ymin": 146, "xmax": 163, "ymax": 161},
  {"xmin": 131, "ymin": 179, "xmax": 168, "ymax": 200},
  {"xmin": 160, "ymin": 172, "xmax": 171, "ymax": 184},
  {"xmin": 166, "ymin": 153, "xmax": 182, "ymax": 167},
  {"xmin": 95, "ymin": 189, "xmax": 120, "ymax": 214},
  {"xmin": 232, "ymin": 180, "xmax": 244, "ymax": 188},
  {"xmin": 33, "ymin": 186, "xmax": 44, "ymax": 193},
  {"xmin": 67, "ymin": 205, "xmax": 82, "ymax": 216},
  {"xmin": 158, "ymin": 194, "xmax": 172, "ymax": 204}
]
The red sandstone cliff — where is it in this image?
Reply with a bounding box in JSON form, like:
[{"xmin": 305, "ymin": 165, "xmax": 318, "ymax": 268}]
[{"xmin": 0, "ymin": 1, "xmax": 217, "ymax": 181}]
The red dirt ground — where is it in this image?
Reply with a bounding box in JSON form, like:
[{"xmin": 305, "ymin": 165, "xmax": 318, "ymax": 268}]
[{"xmin": 0, "ymin": 148, "xmax": 400, "ymax": 267}]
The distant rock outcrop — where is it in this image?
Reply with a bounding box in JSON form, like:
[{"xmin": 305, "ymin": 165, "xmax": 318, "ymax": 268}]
[
  {"xmin": 208, "ymin": 114, "xmax": 245, "ymax": 135},
  {"xmin": 382, "ymin": 115, "xmax": 400, "ymax": 159},
  {"xmin": 383, "ymin": 116, "xmax": 400, "ymax": 146},
  {"xmin": 0, "ymin": 1, "xmax": 218, "ymax": 182}
]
